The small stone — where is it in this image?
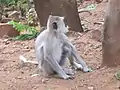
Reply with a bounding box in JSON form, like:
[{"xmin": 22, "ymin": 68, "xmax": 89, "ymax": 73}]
[
  {"xmin": 16, "ymin": 76, "xmax": 22, "ymax": 79},
  {"xmin": 21, "ymin": 71, "xmax": 24, "ymax": 74},
  {"xmin": 31, "ymin": 74, "xmax": 39, "ymax": 77},
  {"xmin": 41, "ymin": 78, "xmax": 49, "ymax": 84},
  {"xmin": 29, "ymin": 46, "xmax": 33, "ymax": 49},
  {"xmin": 3, "ymin": 39, "xmax": 10, "ymax": 45},
  {"xmin": 3, "ymin": 35, "xmax": 9, "ymax": 38},
  {"xmin": 96, "ymin": 65, "xmax": 101, "ymax": 69},
  {"xmin": 12, "ymin": 45, "xmax": 17, "ymax": 48},
  {"xmin": 24, "ymin": 49, "xmax": 30, "ymax": 52},
  {"xmin": 5, "ymin": 41, "xmax": 10, "ymax": 45},
  {"xmin": 24, "ymin": 46, "xmax": 29, "ymax": 49},
  {"xmin": 88, "ymin": 86, "xmax": 94, "ymax": 90},
  {"xmin": 70, "ymin": 87, "xmax": 76, "ymax": 90}
]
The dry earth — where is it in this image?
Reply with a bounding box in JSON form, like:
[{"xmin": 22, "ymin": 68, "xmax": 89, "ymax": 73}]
[{"xmin": 0, "ymin": 1, "xmax": 120, "ymax": 90}]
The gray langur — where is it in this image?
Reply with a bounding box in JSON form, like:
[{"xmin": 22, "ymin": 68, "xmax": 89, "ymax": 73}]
[{"xmin": 35, "ymin": 15, "xmax": 89, "ymax": 79}]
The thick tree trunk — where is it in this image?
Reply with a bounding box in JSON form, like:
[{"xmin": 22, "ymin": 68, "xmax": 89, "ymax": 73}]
[
  {"xmin": 102, "ymin": 0, "xmax": 120, "ymax": 66},
  {"xmin": 33, "ymin": 0, "xmax": 83, "ymax": 32}
]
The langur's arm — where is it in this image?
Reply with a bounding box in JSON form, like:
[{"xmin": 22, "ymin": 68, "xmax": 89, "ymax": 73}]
[{"xmin": 62, "ymin": 34, "xmax": 89, "ymax": 72}]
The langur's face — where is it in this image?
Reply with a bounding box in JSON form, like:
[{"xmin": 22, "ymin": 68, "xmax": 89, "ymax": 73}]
[{"xmin": 47, "ymin": 15, "xmax": 68, "ymax": 33}]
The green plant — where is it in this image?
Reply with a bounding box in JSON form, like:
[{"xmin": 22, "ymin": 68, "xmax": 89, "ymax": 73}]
[
  {"xmin": 0, "ymin": 0, "xmax": 14, "ymax": 5},
  {"xmin": 8, "ymin": 21, "xmax": 40, "ymax": 40},
  {"xmin": 0, "ymin": 0, "xmax": 27, "ymax": 6},
  {"xmin": 16, "ymin": 0, "xmax": 29, "ymax": 14},
  {"xmin": 0, "ymin": 0, "xmax": 29, "ymax": 17}
]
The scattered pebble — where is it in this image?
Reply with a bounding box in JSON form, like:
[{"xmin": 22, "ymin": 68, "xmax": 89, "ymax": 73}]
[
  {"xmin": 24, "ymin": 46, "xmax": 29, "ymax": 49},
  {"xmin": 88, "ymin": 86, "xmax": 94, "ymax": 90},
  {"xmin": 41, "ymin": 78, "xmax": 49, "ymax": 84},
  {"xmin": 3, "ymin": 35, "xmax": 9, "ymax": 38},
  {"xmin": 16, "ymin": 76, "xmax": 22, "ymax": 79},
  {"xmin": 31, "ymin": 74, "xmax": 39, "ymax": 77},
  {"xmin": 21, "ymin": 71, "xmax": 24, "ymax": 74}
]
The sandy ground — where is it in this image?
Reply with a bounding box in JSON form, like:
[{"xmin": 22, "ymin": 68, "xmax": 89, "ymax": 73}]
[{"xmin": 0, "ymin": 1, "xmax": 120, "ymax": 90}]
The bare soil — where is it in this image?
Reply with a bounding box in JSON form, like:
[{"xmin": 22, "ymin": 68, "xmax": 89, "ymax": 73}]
[{"xmin": 0, "ymin": 1, "xmax": 120, "ymax": 90}]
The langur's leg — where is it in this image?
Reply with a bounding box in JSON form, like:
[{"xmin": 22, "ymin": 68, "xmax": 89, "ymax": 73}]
[
  {"xmin": 62, "ymin": 45, "xmax": 87, "ymax": 71},
  {"xmin": 70, "ymin": 47, "xmax": 89, "ymax": 72},
  {"xmin": 35, "ymin": 46, "xmax": 44, "ymax": 69},
  {"xmin": 42, "ymin": 60, "xmax": 55, "ymax": 76}
]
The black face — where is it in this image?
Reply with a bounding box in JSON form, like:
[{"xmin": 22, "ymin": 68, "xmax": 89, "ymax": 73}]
[{"xmin": 52, "ymin": 22, "xmax": 58, "ymax": 29}]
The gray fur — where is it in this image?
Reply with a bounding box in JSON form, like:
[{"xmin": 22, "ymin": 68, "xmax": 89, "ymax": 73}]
[{"xmin": 35, "ymin": 15, "xmax": 89, "ymax": 79}]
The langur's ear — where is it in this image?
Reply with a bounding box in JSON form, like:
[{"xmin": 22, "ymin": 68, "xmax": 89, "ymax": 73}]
[
  {"xmin": 52, "ymin": 22, "xmax": 58, "ymax": 29},
  {"xmin": 48, "ymin": 15, "xmax": 53, "ymax": 19}
]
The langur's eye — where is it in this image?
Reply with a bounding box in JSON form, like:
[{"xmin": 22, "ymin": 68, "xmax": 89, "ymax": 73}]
[{"xmin": 52, "ymin": 22, "xmax": 58, "ymax": 29}]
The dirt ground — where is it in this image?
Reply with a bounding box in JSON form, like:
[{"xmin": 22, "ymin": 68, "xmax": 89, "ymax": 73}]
[{"xmin": 0, "ymin": 1, "xmax": 120, "ymax": 90}]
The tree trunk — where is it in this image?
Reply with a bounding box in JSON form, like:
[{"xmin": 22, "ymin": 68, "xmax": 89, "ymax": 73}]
[
  {"xmin": 102, "ymin": 0, "xmax": 120, "ymax": 66},
  {"xmin": 33, "ymin": 0, "xmax": 83, "ymax": 32}
]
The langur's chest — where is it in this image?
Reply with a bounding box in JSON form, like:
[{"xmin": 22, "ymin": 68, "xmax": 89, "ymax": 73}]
[{"xmin": 52, "ymin": 37, "xmax": 63, "ymax": 61}]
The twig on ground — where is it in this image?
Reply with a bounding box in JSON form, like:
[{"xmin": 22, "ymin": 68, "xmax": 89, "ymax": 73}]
[
  {"xmin": 78, "ymin": 9, "xmax": 92, "ymax": 15},
  {"xmin": 19, "ymin": 55, "xmax": 38, "ymax": 65}
]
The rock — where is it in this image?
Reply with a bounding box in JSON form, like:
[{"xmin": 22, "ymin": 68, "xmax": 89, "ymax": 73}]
[
  {"xmin": 103, "ymin": 0, "xmax": 108, "ymax": 2},
  {"xmin": 0, "ymin": 23, "xmax": 19, "ymax": 37}
]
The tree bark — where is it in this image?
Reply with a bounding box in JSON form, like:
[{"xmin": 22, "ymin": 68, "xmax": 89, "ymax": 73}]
[
  {"xmin": 33, "ymin": 0, "xmax": 83, "ymax": 32},
  {"xmin": 102, "ymin": 0, "xmax": 120, "ymax": 66}
]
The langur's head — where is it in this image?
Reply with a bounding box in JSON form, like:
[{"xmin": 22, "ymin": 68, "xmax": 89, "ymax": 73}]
[{"xmin": 47, "ymin": 15, "xmax": 68, "ymax": 33}]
